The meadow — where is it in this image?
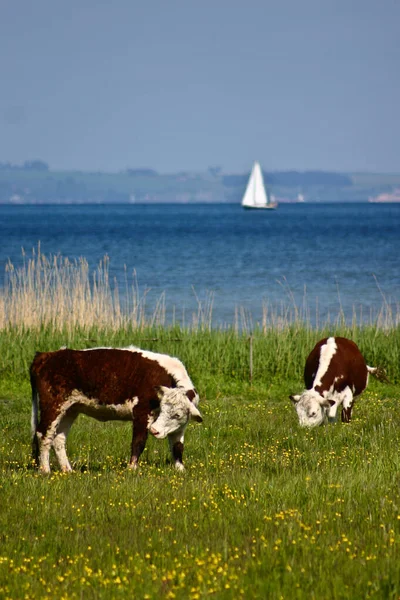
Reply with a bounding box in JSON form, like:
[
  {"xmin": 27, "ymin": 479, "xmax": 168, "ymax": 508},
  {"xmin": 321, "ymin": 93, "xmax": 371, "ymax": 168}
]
[{"xmin": 1, "ymin": 253, "xmax": 400, "ymax": 599}]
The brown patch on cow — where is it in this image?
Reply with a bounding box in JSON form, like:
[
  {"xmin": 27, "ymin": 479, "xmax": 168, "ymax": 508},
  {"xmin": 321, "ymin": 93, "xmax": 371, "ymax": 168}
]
[
  {"xmin": 304, "ymin": 337, "xmax": 369, "ymax": 397},
  {"xmin": 31, "ymin": 348, "xmax": 175, "ymax": 434}
]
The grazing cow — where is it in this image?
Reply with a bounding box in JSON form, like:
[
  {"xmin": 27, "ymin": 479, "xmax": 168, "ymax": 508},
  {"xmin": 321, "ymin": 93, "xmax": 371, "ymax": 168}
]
[
  {"xmin": 290, "ymin": 336, "xmax": 387, "ymax": 427},
  {"xmin": 30, "ymin": 346, "xmax": 202, "ymax": 473}
]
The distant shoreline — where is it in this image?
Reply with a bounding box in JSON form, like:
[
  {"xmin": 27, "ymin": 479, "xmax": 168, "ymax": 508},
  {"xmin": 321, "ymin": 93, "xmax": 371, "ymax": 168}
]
[
  {"xmin": 2, "ymin": 200, "xmax": 400, "ymax": 206},
  {"xmin": 1, "ymin": 164, "xmax": 400, "ymax": 204}
]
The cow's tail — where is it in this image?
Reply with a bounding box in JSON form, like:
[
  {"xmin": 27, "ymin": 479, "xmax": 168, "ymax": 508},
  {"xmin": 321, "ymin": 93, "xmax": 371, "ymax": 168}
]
[
  {"xmin": 367, "ymin": 365, "xmax": 390, "ymax": 384},
  {"xmin": 30, "ymin": 373, "xmax": 40, "ymax": 467}
]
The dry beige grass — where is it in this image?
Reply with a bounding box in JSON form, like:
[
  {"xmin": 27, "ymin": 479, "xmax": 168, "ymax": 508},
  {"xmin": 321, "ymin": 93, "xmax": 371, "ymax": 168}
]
[
  {"xmin": 0, "ymin": 247, "xmax": 216, "ymax": 333},
  {"xmin": 0, "ymin": 248, "xmax": 147, "ymax": 332},
  {"xmin": 1, "ymin": 247, "xmax": 398, "ymax": 333}
]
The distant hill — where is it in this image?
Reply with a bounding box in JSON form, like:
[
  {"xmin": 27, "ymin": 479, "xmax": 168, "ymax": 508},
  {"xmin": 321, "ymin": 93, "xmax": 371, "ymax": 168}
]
[{"xmin": 1, "ymin": 161, "xmax": 400, "ymax": 204}]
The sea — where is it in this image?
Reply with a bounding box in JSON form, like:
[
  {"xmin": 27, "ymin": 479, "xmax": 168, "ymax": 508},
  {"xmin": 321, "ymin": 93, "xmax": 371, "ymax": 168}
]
[{"xmin": 0, "ymin": 202, "xmax": 399, "ymax": 328}]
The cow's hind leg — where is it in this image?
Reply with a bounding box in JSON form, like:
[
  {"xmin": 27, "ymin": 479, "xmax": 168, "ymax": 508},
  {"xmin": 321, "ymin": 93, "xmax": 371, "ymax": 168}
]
[
  {"xmin": 341, "ymin": 387, "xmax": 354, "ymax": 423},
  {"xmin": 36, "ymin": 408, "xmax": 67, "ymax": 474},
  {"xmin": 32, "ymin": 432, "xmax": 40, "ymax": 468},
  {"xmin": 31, "ymin": 386, "xmax": 40, "ymax": 467},
  {"xmin": 37, "ymin": 430, "xmax": 53, "ymax": 474},
  {"xmin": 53, "ymin": 411, "xmax": 77, "ymax": 473},
  {"xmin": 168, "ymin": 429, "xmax": 185, "ymax": 471}
]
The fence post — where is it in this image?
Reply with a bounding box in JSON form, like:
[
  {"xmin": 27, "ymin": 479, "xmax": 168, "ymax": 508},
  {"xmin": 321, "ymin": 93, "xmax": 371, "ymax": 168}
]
[{"xmin": 249, "ymin": 334, "xmax": 253, "ymax": 382}]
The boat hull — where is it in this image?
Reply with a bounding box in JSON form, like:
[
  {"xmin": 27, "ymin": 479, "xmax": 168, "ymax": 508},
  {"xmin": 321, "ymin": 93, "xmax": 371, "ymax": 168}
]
[{"xmin": 242, "ymin": 204, "xmax": 278, "ymax": 210}]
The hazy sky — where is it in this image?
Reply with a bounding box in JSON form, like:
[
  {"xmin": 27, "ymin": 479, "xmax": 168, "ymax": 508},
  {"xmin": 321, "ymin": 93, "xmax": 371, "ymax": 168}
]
[{"xmin": 1, "ymin": 0, "xmax": 399, "ymax": 173}]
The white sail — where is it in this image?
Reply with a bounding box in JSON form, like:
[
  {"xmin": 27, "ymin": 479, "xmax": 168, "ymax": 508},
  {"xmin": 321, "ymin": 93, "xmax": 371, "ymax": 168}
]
[{"xmin": 241, "ymin": 162, "xmax": 277, "ymax": 209}]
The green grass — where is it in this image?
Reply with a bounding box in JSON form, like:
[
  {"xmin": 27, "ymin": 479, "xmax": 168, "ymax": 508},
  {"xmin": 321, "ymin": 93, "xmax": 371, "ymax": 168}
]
[{"xmin": 1, "ymin": 326, "xmax": 400, "ymax": 599}]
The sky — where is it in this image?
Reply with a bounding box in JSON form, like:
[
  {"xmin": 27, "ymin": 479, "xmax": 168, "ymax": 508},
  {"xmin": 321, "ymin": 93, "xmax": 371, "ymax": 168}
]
[{"xmin": 0, "ymin": 0, "xmax": 399, "ymax": 174}]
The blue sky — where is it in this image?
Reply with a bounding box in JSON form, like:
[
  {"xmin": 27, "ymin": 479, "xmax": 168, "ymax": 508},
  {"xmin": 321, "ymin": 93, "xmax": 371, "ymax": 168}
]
[{"xmin": 0, "ymin": 0, "xmax": 399, "ymax": 173}]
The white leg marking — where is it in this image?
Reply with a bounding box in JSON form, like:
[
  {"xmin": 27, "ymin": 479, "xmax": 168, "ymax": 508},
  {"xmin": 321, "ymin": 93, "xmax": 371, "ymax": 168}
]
[
  {"xmin": 53, "ymin": 433, "xmax": 72, "ymax": 472},
  {"xmin": 327, "ymin": 402, "xmax": 339, "ymax": 423},
  {"xmin": 325, "ymin": 386, "xmax": 354, "ymax": 423},
  {"xmin": 38, "ymin": 401, "xmax": 77, "ymax": 474},
  {"xmin": 324, "ymin": 385, "xmax": 353, "ymax": 423},
  {"xmin": 342, "ymin": 386, "xmax": 354, "ymax": 410},
  {"xmin": 38, "ymin": 432, "xmax": 52, "ymax": 474},
  {"xmin": 168, "ymin": 430, "xmax": 185, "ymax": 471},
  {"xmin": 53, "ymin": 413, "xmax": 76, "ymax": 472},
  {"xmin": 128, "ymin": 457, "xmax": 138, "ymax": 470}
]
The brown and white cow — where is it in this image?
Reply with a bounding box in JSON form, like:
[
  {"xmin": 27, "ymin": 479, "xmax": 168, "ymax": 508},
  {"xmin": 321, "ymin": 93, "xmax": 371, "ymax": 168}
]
[
  {"xmin": 30, "ymin": 346, "xmax": 203, "ymax": 473},
  {"xmin": 290, "ymin": 336, "xmax": 387, "ymax": 427}
]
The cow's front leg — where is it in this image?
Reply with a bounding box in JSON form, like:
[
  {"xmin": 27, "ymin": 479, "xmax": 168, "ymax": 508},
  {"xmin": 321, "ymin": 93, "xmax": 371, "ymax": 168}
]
[
  {"xmin": 340, "ymin": 386, "xmax": 354, "ymax": 423},
  {"xmin": 129, "ymin": 417, "xmax": 149, "ymax": 469},
  {"xmin": 168, "ymin": 429, "xmax": 185, "ymax": 471},
  {"xmin": 326, "ymin": 399, "xmax": 339, "ymax": 423}
]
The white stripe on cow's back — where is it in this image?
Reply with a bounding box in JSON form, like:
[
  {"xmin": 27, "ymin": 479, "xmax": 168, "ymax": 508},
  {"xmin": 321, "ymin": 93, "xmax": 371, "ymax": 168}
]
[
  {"xmin": 312, "ymin": 337, "xmax": 338, "ymax": 390},
  {"xmin": 80, "ymin": 345, "xmax": 195, "ymax": 392},
  {"xmin": 125, "ymin": 346, "xmax": 194, "ymax": 389}
]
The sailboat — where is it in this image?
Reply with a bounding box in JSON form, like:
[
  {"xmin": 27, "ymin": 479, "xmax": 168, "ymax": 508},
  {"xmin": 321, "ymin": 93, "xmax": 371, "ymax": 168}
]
[{"xmin": 241, "ymin": 162, "xmax": 278, "ymax": 210}]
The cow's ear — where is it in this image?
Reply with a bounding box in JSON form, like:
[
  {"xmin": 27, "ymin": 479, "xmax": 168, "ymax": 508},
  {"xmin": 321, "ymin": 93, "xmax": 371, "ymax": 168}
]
[
  {"xmin": 290, "ymin": 394, "xmax": 301, "ymax": 404},
  {"xmin": 189, "ymin": 402, "xmax": 203, "ymax": 423},
  {"xmin": 320, "ymin": 398, "xmax": 336, "ymax": 408},
  {"xmin": 155, "ymin": 385, "xmax": 169, "ymax": 400}
]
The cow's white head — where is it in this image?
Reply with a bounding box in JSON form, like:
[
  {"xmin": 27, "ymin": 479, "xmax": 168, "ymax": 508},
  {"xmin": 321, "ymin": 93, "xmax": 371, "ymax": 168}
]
[
  {"xmin": 149, "ymin": 386, "xmax": 203, "ymax": 439},
  {"xmin": 290, "ymin": 391, "xmax": 336, "ymax": 427}
]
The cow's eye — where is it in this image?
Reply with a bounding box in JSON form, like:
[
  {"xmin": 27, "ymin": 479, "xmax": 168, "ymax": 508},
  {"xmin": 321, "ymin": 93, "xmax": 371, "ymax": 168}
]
[{"xmin": 310, "ymin": 412, "xmax": 317, "ymax": 418}]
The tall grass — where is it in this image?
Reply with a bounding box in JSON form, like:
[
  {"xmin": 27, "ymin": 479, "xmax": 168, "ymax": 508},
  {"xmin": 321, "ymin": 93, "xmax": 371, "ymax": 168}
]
[
  {"xmin": 1, "ymin": 247, "xmax": 399, "ymax": 334},
  {"xmin": 0, "ymin": 248, "xmax": 400, "ymax": 387},
  {"xmin": 0, "ymin": 247, "xmax": 217, "ymax": 333},
  {"xmin": 1, "ymin": 248, "xmax": 145, "ymax": 331}
]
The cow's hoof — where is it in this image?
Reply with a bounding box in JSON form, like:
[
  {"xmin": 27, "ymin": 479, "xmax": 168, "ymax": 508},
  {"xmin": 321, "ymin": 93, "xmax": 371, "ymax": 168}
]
[{"xmin": 39, "ymin": 468, "xmax": 51, "ymax": 475}]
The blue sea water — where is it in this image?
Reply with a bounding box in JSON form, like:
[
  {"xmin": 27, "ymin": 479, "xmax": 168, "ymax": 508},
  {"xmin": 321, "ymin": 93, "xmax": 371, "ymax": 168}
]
[{"xmin": 0, "ymin": 202, "xmax": 399, "ymax": 327}]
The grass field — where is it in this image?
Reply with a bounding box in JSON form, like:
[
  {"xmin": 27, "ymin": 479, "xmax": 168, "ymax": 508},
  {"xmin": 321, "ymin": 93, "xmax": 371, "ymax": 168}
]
[
  {"xmin": 1, "ymin": 253, "xmax": 400, "ymax": 598},
  {"xmin": 1, "ymin": 324, "xmax": 400, "ymax": 599}
]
